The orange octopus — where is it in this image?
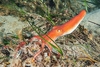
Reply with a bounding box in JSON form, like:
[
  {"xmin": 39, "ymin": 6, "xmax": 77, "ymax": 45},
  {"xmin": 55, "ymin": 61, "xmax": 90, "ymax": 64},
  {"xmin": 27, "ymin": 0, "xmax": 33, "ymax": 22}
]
[{"xmin": 16, "ymin": 10, "xmax": 86, "ymax": 60}]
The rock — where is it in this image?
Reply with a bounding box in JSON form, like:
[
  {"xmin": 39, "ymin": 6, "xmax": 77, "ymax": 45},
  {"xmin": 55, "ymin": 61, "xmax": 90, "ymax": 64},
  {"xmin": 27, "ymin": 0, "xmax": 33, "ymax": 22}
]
[
  {"xmin": 81, "ymin": 9, "xmax": 100, "ymax": 36},
  {"xmin": 0, "ymin": 16, "xmax": 29, "ymax": 34}
]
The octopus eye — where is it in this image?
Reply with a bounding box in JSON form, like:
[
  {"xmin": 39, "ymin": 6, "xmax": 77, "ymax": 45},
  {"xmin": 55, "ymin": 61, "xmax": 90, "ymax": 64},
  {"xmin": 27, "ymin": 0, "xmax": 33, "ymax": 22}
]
[{"xmin": 57, "ymin": 29, "xmax": 61, "ymax": 33}]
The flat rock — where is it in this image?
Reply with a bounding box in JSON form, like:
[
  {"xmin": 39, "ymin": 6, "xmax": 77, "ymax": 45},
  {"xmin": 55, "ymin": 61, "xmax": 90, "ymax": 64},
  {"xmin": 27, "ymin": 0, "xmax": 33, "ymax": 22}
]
[
  {"xmin": 81, "ymin": 9, "xmax": 100, "ymax": 36},
  {"xmin": 0, "ymin": 16, "xmax": 29, "ymax": 34}
]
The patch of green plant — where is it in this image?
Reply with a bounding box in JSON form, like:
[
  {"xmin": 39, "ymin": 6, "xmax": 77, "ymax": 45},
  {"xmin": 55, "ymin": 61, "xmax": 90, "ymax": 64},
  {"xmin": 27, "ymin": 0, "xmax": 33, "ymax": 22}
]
[
  {"xmin": 18, "ymin": 8, "xmax": 26, "ymax": 15},
  {"xmin": 45, "ymin": 15, "xmax": 56, "ymax": 26},
  {"xmin": 33, "ymin": 0, "xmax": 56, "ymax": 26},
  {"xmin": 0, "ymin": 0, "xmax": 15, "ymax": 4},
  {"xmin": 11, "ymin": 34, "xmax": 19, "ymax": 39},
  {"xmin": 83, "ymin": 0, "xmax": 88, "ymax": 11},
  {"xmin": 90, "ymin": 0, "xmax": 100, "ymax": 8},
  {"xmin": 0, "ymin": 56, "xmax": 7, "ymax": 59},
  {"xmin": 2, "ymin": 37, "xmax": 11, "ymax": 45},
  {"xmin": 82, "ymin": 0, "xmax": 100, "ymax": 11},
  {"xmin": 72, "ymin": 58, "xmax": 77, "ymax": 66},
  {"xmin": 2, "ymin": 2, "xmax": 26, "ymax": 15},
  {"xmin": 81, "ymin": 44, "xmax": 92, "ymax": 52}
]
